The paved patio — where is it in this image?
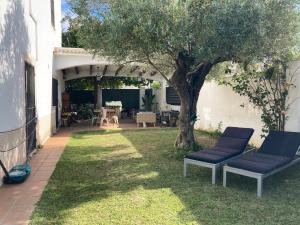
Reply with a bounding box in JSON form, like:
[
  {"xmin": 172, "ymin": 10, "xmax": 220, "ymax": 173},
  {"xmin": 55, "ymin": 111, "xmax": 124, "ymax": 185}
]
[
  {"xmin": 0, "ymin": 120, "xmax": 157, "ymax": 225},
  {"xmin": 0, "ymin": 128, "xmax": 70, "ymax": 225}
]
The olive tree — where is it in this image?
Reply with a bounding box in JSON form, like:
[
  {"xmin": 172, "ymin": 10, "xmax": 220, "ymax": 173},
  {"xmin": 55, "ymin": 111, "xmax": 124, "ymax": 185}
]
[{"xmin": 68, "ymin": 0, "xmax": 299, "ymax": 149}]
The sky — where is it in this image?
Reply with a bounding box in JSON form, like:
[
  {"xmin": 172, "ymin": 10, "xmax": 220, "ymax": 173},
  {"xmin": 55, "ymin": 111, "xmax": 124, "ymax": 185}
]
[
  {"xmin": 61, "ymin": 0, "xmax": 72, "ymax": 31},
  {"xmin": 61, "ymin": 0, "xmax": 70, "ymax": 16}
]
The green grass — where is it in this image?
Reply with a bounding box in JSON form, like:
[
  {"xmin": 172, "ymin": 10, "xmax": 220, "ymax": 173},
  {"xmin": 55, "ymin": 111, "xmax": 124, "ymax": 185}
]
[{"xmin": 30, "ymin": 129, "xmax": 300, "ymax": 225}]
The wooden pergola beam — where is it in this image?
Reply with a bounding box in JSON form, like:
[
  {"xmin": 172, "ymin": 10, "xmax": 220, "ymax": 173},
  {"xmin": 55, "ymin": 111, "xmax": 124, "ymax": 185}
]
[
  {"xmin": 62, "ymin": 69, "xmax": 66, "ymax": 79},
  {"xmin": 138, "ymin": 69, "xmax": 146, "ymax": 77},
  {"xmin": 102, "ymin": 65, "xmax": 108, "ymax": 76},
  {"xmin": 75, "ymin": 66, "xmax": 79, "ymax": 75},
  {"xmin": 130, "ymin": 65, "xmax": 139, "ymax": 73},
  {"xmin": 115, "ymin": 65, "xmax": 124, "ymax": 76}
]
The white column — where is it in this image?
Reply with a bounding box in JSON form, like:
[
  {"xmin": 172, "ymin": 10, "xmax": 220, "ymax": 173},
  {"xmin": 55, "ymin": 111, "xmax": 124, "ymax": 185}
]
[
  {"xmin": 139, "ymin": 87, "xmax": 145, "ymax": 110},
  {"xmin": 159, "ymin": 80, "xmax": 167, "ymax": 111},
  {"xmin": 97, "ymin": 86, "xmax": 103, "ymax": 108},
  {"xmin": 153, "ymin": 81, "xmax": 163, "ymax": 112}
]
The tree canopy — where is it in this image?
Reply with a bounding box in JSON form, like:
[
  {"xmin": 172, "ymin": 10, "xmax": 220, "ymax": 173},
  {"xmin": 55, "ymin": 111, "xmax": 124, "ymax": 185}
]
[
  {"xmin": 69, "ymin": 0, "xmax": 298, "ymax": 76},
  {"xmin": 67, "ymin": 0, "xmax": 299, "ymax": 149},
  {"xmin": 62, "ymin": 16, "xmax": 83, "ymax": 48}
]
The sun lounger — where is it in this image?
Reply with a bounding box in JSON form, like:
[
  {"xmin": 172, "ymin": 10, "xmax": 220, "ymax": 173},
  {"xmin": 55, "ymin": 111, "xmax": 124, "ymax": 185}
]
[
  {"xmin": 184, "ymin": 127, "xmax": 254, "ymax": 184},
  {"xmin": 223, "ymin": 130, "xmax": 300, "ymax": 197}
]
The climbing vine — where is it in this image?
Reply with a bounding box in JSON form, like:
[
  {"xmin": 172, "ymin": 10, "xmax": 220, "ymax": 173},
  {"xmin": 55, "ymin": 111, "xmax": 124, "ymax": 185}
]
[{"xmin": 219, "ymin": 61, "xmax": 298, "ymax": 136}]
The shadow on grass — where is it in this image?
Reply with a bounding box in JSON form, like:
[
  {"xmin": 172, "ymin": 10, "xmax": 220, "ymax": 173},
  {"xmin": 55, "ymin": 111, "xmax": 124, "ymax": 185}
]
[{"xmin": 31, "ymin": 129, "xmax": 300, "ymax": 225}]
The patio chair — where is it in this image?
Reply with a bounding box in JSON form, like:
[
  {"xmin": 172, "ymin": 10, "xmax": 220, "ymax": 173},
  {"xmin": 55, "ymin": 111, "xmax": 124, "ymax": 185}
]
[
  {"xmin": 184, "ymin": 127, "xmax": 254, "ymax": 184},
  {"xmin": 91, "ymin": 114, "xmax": 98, "ymax": 126},
  {"xmin": 223, "ymin": 130, "xmax": 300, "ymax": 198},
  {"xmin": 98, "ymin": 107, "xmax": 109, "ymax": 126},
  {"xmin": 160, "ymin": 111, "xmax": 171, "ymax": 127}
]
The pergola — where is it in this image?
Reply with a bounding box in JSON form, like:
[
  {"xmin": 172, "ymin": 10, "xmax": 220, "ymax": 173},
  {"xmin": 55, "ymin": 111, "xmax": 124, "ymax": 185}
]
[
  {"xmin": 52, "ymin": 47, "xmax": 168, "ymax": 111},
  {"xmin": 53, "ymin": 47, "xmax": 163, "ymax": 82}
]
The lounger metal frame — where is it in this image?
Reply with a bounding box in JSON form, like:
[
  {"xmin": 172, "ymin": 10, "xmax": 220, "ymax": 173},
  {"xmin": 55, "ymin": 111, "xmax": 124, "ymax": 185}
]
[
  {"xmin": 223, "ymin": 155, "xmax": 300, "ymax": 198},
  {"xmin": 184, "ymin": 151, "xmax": 251, "ymax": 184}
]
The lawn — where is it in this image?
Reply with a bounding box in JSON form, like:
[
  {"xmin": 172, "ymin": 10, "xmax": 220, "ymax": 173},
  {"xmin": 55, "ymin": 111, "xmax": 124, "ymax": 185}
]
[{"xmin": 30, "ymin": 129, "xmax": 300, "ymax": 225}]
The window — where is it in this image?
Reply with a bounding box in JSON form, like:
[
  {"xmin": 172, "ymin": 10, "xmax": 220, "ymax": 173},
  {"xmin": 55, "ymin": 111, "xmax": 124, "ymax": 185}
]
[
  {"xmin": 166, "ymin": 87, "xmax": 181, "ymax": 105},
  {"xmin": 51, "ymin": 0, "xmax": 55, "ymax": 28}
]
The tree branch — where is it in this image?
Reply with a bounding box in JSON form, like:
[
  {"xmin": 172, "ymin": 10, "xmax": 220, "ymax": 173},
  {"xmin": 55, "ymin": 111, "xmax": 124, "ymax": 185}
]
[
  {"xmin": 146, "ymin": 55, "xmax": 171, "ymax": 85},
  {"xmin": 187, "ymin": 57, "xmax": 227, "ymax": 78}
]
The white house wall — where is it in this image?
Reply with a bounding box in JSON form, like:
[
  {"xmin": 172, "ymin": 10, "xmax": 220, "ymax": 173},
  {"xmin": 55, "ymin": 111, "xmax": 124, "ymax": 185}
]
[
  {"xmin": 0, "ymin": 0, "xmax": 27, "ymax": 132},
  {"xmin": 0, "ymin": 0, "xmax": 61, "ymax": 183},
  {"xmin": 31, "ymin": 0, "xmax": 62, "ymax": 144}
]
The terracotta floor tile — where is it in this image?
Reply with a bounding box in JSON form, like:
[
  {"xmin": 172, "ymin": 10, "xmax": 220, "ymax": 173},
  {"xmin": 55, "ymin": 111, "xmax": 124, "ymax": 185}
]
[
  {"xmin": 40, "ymin": 162, "xmax": 57, "ymax": 167},
  {"xmin": 27, "ymin": 175, "xmax": 51, "ymax": 182},
  {"xmin": 2, "ymin": 210, "xmax": 32, "ymax": 225},
  {"xmin": 36, "ymin": 165, "xmax": 56, "ymax": 172},
  {"xmin": 34, "ymin": 168, "xmax": 55, "ymax": 174},
  {"xmin": 14, "ymin": 196, "xmax": 41, "ymax": 207}
]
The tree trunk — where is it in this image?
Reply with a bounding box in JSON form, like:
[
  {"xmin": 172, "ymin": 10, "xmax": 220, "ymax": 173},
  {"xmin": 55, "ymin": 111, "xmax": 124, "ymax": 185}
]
[
  {"xmin": 171, "ymin": 60, "xmax": 213, "ymax": 150},
  {"xmin": 174, "ymin": 93, "xmax": 196, "ymax": 149}
]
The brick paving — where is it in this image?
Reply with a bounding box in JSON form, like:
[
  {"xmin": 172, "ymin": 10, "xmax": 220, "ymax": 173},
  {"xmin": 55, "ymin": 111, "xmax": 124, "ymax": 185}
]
[{"xmin": 0, "ymin": 128, "xmax": 70, "ymax": 225}]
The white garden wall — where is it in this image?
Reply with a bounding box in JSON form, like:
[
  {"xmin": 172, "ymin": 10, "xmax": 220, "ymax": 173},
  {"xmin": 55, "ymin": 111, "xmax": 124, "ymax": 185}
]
[
  {"xmin": 195, "ymin": 62, "xmax": 300, "ymax": 146},
  {"xmin": 161, "ymin": 61, "xmax": 300, "ymax": 147},
  {"xmin": 194, "ymin": 81, "xmax": 264, "ymax": 146},
  {"xmin": 285, "ymin": 60, "xmax": 300, "ymax": 132}
]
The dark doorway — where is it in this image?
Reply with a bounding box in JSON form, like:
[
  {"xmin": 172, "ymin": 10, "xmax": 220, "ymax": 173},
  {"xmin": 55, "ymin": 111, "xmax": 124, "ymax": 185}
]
[
  {"xmin": 25, "ymin": 63, "xmax": 36, "ymax": 155},
  {"xmin": 102, "ymin": 89, "xmax": 140, "ymax": 110},
  {"xmin": 52, "ymin": 78, "xmax": 59, "ymax": 128}
]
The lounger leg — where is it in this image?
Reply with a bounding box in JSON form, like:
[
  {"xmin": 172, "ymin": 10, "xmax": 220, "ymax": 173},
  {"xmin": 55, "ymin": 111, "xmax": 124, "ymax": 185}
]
[
  {"xmin": 257, "ymin": 177, "xmax": 263, "ymax": 198},
  {"xmin": 223, "ymin": 169, "xmax": 227, "ymax": 187},
  {"xmin": 212, "ymin": 166, "xmax": 217, "ymax": 184},
  {"xmin": 183, "ymin": 159, "xmax": 187, "ymax": 177}
]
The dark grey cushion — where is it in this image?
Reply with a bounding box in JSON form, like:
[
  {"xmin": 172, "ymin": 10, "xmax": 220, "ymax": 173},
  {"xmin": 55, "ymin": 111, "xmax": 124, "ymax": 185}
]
[
  {"xmin": 186, "ymin": 147, "xmax": 242, "ymax": 163},
  {"xmin": 215, "ymin": 137, "xmax": 249, "ymax": 151},
  {"xmin": 227, "ymin": 152, "xmax": 292, "ymax": 174},
  {"xmin": 222, "ymin": 127, "xmax": 255, "ymax": 139},
  {"xmin": 259, "ymin": 131, "xmax": 300, "ymax": 157}
]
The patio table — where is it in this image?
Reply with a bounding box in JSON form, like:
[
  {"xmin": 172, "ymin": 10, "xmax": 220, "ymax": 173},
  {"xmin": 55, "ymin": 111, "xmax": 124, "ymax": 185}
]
[{"xmin": 136, "ymin": 112, "xmax": 156, "ymax": 127}]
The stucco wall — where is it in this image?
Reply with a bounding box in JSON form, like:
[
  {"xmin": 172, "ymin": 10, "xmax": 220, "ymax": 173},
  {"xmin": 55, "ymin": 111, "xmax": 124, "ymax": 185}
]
[
  {"xmin": 285, "ymin": 61, "xmax": 300, "ymax": 132},
  {"xmin": 0, "ymin": 0, "xmax": 61, "ymax": 184},
  {"xmin": 161, "ymin": 80, "xmax": 263, "ymax": 146},
  {"xmin": 0, "ymin": 1, "xmax": 27, "ymax": 132},
  {"xmin": 194, "ymin": 62, "xmax": 300, "ymax": 146},
  {"xmin": 0, "ymin": 0, "xmax": 28, "ymax": 184},
  {"xmin": 160, "ymin": 62, "xmax": 300, "ymax": 147},
  {"xmin": 194, "ymin": 81, "xmax": 264, "ymax": 146},
  {"xmin": 31, "ymin": 0, "xmax": 62, "ymax": 144}
]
